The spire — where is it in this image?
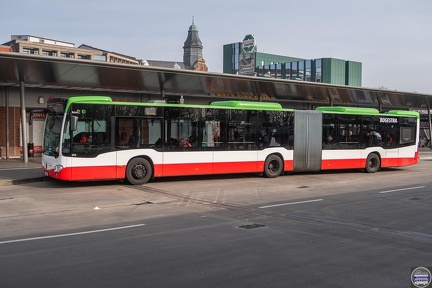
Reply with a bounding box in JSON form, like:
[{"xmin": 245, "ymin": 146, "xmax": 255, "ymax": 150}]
[
  {"xmin": 183, "ymin": 17, "xmax": 204, "ymax": 70},
  {"xmin": 189, "ymin": 16, "xmax": 198, "ymax": 31}
]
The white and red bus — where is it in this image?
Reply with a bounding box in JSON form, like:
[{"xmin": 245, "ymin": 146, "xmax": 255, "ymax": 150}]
[{"xmin": 37, "ymin": 96, "xmax": 419, "ymax": 184}]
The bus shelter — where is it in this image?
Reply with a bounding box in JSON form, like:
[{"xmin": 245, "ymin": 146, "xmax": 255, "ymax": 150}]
[{"xmin": 1, "ymin": 52, "xmax": 432, "ymax": 162}]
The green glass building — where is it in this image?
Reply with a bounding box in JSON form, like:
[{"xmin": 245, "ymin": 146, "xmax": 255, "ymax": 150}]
[{"xmin": 223, "ymin": 40, "xmax": 362, "ymax": 87}]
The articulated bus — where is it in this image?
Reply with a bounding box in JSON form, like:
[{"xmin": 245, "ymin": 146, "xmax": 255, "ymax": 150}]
[{"xmin": 37, "ymin": 96, "xmax": 419, "ymax": 184}]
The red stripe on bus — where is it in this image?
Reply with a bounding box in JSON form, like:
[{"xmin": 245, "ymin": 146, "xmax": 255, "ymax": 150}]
[
  {"xmin": 160, "ymin": 161, "xmax": 262, "ymax": 176},
  {"xmin": 321, "ymin": 159, "xmax": 365, "ymax": 170},
  {"xmin": 159, "ymin": 162, "xmax": 213, "ymax": 177},
  {"xmin": 44, "ymin": 166, "xmax": 120, "ymax": 181},
  {"xmin": 322, "ymin": 156, "xmax": 418, "ymax": 170},
  {"xmin": 43, "ymin": 155, "xmax": 416, "ymax": 181},
  {"xmin": 381, "ymin": 156, "xmax": 418, "ymax": 167}
]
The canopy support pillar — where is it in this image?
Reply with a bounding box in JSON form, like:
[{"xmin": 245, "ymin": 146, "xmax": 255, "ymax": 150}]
[
  {"xmin": 20, "ymin": 80, "xmax": 28, "ymax": 163},
  {"xmin": 5, "ymin": 87, "xmax": 10, "ymax": 159},
  {"xmin": 426, "ymin": 97, "xmax": 432, "ymax": 149}
]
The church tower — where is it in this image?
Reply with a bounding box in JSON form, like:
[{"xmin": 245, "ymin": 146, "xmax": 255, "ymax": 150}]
[{"xmin": 183, "ymin": 18, "xmax": 207, "ymax": 71}]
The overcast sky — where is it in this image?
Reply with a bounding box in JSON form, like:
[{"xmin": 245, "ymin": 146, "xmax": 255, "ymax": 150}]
[{"xmin": 2, "ymin": 0, "xmax": 431, "ymax": 94}]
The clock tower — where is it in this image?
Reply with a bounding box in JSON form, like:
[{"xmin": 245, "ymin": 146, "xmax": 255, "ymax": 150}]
[{"xmin": 183, "ymin": 18, "xmax": 207, "ymax": 71}]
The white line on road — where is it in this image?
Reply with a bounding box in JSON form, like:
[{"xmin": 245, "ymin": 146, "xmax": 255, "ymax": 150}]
[
  {"xmin": 0, "ymin": 223, "xmax": 145, "ymax": 245},
  {"xmin": 259, "ymin": 199, "xmax": 323, "ymax": 209},
  {"xmin": 378, "ymin": 186, "xmax": 425, "ymax": 194}
]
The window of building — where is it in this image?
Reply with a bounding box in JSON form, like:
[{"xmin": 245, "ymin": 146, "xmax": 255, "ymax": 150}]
[
  {"xmin": 42, "ymin": 50, "xmax": 57, "ymax": 57},
  {"xmin": 315, "ymin": 59, "xmax": 322, "ymax": 83},
  {"xmin": 60, "ymin": 52, "xmax": 75, "ymax": 58},
  {"xmin": 305, "ymin": 60, "xmax": 312, "ymax": 82},
  {"xmin": 94, "ymin": 55, "xmax": 107, "ymax": 61},
  {"xmin": 285, "ymin": 62, "xmax": 292, "ymax": 79},
  {"xmin": 276, "ymin": 63, "xmax": 282, "ymax": 78},
  {"xmin": 291, "ymin": 62, "xmax": 299, "ymax": 80},
  {"xmin": 299, "ymin": 61, "xmax": 305, "ymax": 81},
  {"xmin": 77, "ymin": 54, "xmax": 91, "ymax": 60},
  {"xmin": 22, "ymin": 47, "xmax": 39, "ymax": 55}
]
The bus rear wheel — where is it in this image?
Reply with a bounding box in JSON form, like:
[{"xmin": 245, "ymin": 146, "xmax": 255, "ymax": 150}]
[
  {"xmin": 365, "ymin": 153, "xmax": 380, "ymax": 173},
  {"xmin": 264, "ymin": 154, "xmax": 283, "ymax": 178},
  {"xmin": 126, "ymin": 158, "xmax": 152, "ymax": 185}
]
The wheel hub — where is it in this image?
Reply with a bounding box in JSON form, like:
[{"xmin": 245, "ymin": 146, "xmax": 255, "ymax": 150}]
[{"xmin": 132, "ymin": 164, "xmax": 146, "ymax": 179}]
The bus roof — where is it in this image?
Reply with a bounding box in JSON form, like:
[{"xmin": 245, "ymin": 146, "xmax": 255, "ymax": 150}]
[
  {"xmin": 315, "ymin": 106, "xmax": 380, "ymax": 114},
  {"xmin": 316, "ymin": 106, "xmax": 419, "ymax": 119},
  {"xmin": 67, "ymin": 96, "xmax": 112, "ymax": 104},
  {"xmin": 386, "ymin": 110, "xmax": 420, "ymax": 118},
  {"xmin": 65, "ymin": 96, "xmax": 288, "ymax": 111},
  {"xmin": 65, "ymin": 96, "xmax": 112, "ymax": 111},
  {"xmin": 210, "ymin": 100, "xmax": 283, "ymax": 110}
]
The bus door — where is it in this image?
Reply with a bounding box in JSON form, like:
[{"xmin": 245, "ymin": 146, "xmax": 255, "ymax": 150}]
[{"xmin": 293, "ymin": 110, "xmax": 322, "ymax": 172}]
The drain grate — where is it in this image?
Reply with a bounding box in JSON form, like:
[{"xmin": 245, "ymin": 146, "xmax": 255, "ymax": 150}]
[{"xmin": 239, "ymin": 224, "xmax": 266, "ymax": 229}]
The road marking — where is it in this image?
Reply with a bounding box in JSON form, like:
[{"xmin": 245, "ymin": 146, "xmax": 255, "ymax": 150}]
[
  {"xmin": 259, "ymin": 199, "xmax": 323, "ymax": 209},
  {"xmin": 0, "ymin": 223, "xmax": 145, "ymax": 245},
  {"xmin": 378, "ymin": 186, "xmax": 425, "ymax": 194}
]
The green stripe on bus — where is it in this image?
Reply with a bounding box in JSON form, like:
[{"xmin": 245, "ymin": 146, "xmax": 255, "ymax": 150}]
[
  {"xmin": 66, "ymin": 96, "xmax": 112, "ymax": 111},
  {"xmin": 316, "ymin": 106, "xmax": 419, "ymax": 119},
  {"xmin": 315, "ymin": 106, "xmax": 380, "ymax": 114},
  {"xmin": 210, "ymin": 101, "xmax": 283, "ymax": 110},
  {"xmin": 387, "ymin": 110, "xmax": 420, "ymax": 119}
]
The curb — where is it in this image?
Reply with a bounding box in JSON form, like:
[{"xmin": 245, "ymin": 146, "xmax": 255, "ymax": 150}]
[{"xmin": 0, "ymin": 177, "xmax": 50, "ymax": 187}]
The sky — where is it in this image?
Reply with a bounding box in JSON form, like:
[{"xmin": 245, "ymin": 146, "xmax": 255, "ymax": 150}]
[{"xmin": 2, "ymin": 0, "xmax": 432, "ymax": 94}]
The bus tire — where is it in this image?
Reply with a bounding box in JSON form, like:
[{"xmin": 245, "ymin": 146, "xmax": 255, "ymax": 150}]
[
  {"xmin": 126, "ymin": 158, "xmax": 152, "ymax": 185},
  {"xmin": 264, "ymin": 154, "xmax": 283, "ymax": 178},
  {"xmin": 365, "ymin": 153, "xmax": 380, "ymax": 173}
]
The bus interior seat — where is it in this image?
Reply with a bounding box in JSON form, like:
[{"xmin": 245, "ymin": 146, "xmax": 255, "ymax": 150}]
[{"xmin": 128, "ymin": 135, "xmax": 140, "ymax": 148}]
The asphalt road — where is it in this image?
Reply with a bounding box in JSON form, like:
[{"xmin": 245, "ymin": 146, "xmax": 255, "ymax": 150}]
[{"xmin": 0, "ymin": 161, "xmax": 431, "ymax": 288}]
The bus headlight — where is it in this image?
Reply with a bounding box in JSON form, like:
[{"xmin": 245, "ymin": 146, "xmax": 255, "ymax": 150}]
[{"xmin": 54, "ymin": 165, "xmax": 64, "ymax": 173}]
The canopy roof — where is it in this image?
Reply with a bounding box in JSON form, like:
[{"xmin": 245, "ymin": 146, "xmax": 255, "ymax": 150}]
[{"xmin": 0, "ymin": 52, "xmax": 430, "ymax": 109}]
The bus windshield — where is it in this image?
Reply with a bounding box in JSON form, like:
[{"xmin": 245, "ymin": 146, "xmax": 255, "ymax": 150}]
[{"xmin": 43, "ymin": 113, "xmax": 63, "ymax": 157}]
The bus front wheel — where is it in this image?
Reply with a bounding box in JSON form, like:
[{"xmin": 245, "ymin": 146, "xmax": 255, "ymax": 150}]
[
  {"xmin": 365, "ymin": 153, "xmax": 380, "ymax": 173},
  {"xmin": 264, "ymin": 154, "xmax": 283, "ymax": 178},
  {"xmin": 126, "ymin": 158, "xmax": 152, "ymax": 185}
]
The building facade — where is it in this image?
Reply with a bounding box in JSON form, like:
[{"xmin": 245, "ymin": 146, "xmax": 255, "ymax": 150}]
[
  {"xmin": 2, "ymin": 35, "xmax": 143, "ymax": 64},
  {"xmin": 1, "ymin": 19, "xmax": 208, "ymax": 71},
  {"xmin": 223, "ymin": 35, "xmax": 362, "ymax": 87}
]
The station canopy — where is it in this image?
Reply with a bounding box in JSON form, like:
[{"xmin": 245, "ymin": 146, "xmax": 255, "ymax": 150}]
[{"xmin": 0, "ymin": 52, "xmax": 431, "ymax": 109}]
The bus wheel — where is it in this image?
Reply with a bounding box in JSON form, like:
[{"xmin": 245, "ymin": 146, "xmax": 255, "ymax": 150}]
[
  {"xmin": 126, "ymin": 158, "xmax": 152, "ymax": 185},
  {"xmin": 365, "ymin": 153, "xmax": 380, "ymax": 173},
  {"xmin": 264, "ymin": 154, "xmax": 283, "ymax": 178}
]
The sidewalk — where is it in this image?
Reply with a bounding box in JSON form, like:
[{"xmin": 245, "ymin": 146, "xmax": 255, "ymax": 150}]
[
  {"xmin": 1, "ymin": 148, "xmax": 432, "ymax": 186},
  {"xmin": 0, "ymin": 156, "xmax": 46, "ymax": 186}
]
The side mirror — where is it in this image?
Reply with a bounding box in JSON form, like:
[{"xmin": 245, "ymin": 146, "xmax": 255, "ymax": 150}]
[{"xmin": 70, "ymin": 116, "xmax": 78, "ymax": 131}]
